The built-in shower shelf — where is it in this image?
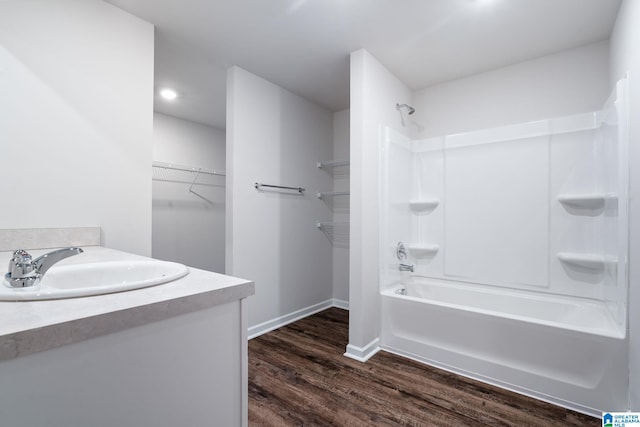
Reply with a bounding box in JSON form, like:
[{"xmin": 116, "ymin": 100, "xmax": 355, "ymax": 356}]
[
  {"xmin": 557, "ymin": 252, "xmax": 617, "ymax": 270},
  {"xmin": 409, "ymin": 199, "xmax": 439, "ymax": 212},
  {"xmin": 317, "ymin": 159, "xmax": 350, "ymax": 170},
  {"xmin": 408, "ymin": 244, "xmax": 439, "ymax": 258},
  {"xmin": 317, "ymin": 191, "xmax": 350, "ymax": 199},
  {"xmin": 557, "ymin": 193, "xmax": 616, "ymax": 210}
]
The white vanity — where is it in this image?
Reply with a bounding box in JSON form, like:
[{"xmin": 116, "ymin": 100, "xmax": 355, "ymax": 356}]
[{"xmin": 0, "ymin": 228, "xmax": 254, "ymax": 427}]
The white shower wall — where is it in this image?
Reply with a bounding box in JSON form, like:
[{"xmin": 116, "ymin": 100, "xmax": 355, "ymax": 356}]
[
  {"xmin": 385, "ymin": 98, "xmax": 627, "ymax": 323},
  {"xmin": 400, "ymin": 39, "xmax": 626, "ymax": 319},
  {"xmin": 610, "ymin": 0, "xmax": 640, "ymax": 410}
]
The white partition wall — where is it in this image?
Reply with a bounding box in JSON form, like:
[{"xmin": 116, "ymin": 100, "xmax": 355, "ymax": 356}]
[
  {"xmin": 226, "ymin": 66, "xmax": 334, "ymax": 334},
  {"xmin": 348, "ymin": 49, "xmax": 412, "ymax": 361}
]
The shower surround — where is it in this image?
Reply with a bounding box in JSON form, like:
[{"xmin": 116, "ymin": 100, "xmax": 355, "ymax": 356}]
[{"xmin": 379, "ymin": 79, "xmax": 629, "ymax": 415}]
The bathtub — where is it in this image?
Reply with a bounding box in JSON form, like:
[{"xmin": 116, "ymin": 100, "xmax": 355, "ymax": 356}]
[{"xmin": 380, "ymin": 277, "xmax": 628, "ymax": 416}]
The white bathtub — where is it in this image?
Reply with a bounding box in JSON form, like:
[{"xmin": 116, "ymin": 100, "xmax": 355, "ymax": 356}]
[{"xmin": 380, "ymin": 277, "xmax": 628, "ymax": 416}]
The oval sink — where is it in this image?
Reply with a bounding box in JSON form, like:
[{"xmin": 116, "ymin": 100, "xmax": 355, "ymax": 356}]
[{"xmin": 0, "ymin": 260, "xmax": 189, "ymax": 301}]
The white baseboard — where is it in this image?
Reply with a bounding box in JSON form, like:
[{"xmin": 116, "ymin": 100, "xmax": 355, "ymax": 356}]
[
  {"xmin": 248, "ymin": 299, "xmax": 349, "ymax": 340},
  {"xmin": 332, "ymin": 298, "xmax": 349, "ymax": 310},
  {"xmin": 344, "ymin": 338, "xmax": 381, "ymax": 362}
]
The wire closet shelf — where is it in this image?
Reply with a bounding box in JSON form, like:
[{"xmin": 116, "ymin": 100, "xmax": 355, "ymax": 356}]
[{"xmin": 152, "ymin": 161, "xmax": 225, "ymax": 203}]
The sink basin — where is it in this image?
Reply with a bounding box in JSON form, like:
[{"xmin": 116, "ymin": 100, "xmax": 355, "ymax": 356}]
[{"xmin": 0, "ymin": 260, "xmax": 189, "ymax": 301}]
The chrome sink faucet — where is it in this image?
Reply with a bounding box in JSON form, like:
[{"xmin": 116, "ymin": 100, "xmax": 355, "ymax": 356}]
[{"xmin": 5, "ymin": 247, "xmax": 84, "ymax": 288}]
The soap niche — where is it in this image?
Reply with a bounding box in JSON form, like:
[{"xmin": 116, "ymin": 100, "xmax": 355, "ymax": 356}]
[
  {"xmin": 557, "ymin": 252, "xmax": 611, "ymax": 284},
  {"xmin": 557, "ymin": 252, "xmax": 616, "ymax": 271},
  {"xmin": 557, "ymin": 193, "xmax": 616, "ymax": 216},
  {"xmin": 408, "ymin": 244, "xmax": 439, "ymax": 259}
]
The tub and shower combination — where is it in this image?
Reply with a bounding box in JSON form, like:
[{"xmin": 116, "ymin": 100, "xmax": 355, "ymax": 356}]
[{"xmin": 379, "ymin": 80, "xmax": 629, "ymax": 415}]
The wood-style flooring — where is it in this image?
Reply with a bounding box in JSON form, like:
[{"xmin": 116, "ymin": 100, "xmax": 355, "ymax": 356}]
[{"xmin": 248, "ymin": 308, "xmax": 599, "ymax": 426}]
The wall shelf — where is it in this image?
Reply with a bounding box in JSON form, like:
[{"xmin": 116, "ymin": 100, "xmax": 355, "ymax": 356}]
[
  {"xmin": 409, "ymin": 199, "xmax": 439, "ymax": 212},
  {"xmin": 557, "ymin": 193, "xmax": 616, "ymax": 210},
  {"xmin": 317, "ymin": 159, "xmax": 350, "ymax": 169},
  {"xmin": 317, "ymin": 192, "xmax": 350, "ymax": 211},
  {"xmin": 152, "ymin": 161, "xmax": 225, "ymax": 184},
  {"xmin": 317, "ymin": 191, "xmax": 350, "ymax": 199},
  {"xmin": 317, "ymin": 158, "xmax": 349, "ymax": 245},
  {"xmin": 316, "ymin": 221, "xmax": 349, "ymax": 248},
  {"xmin": 316, "ymin": 221, "xmax": 349, "ymax": 228},
  {"xmin": 152, "ymin": 161, "xmax": 225, "ymax": 203},
  {"xmin": 557, "ymin": 252, "xmax": 617, "ymax": 271},
  {"xmin": 408, "ymin": 244, "xmax": 439, "ymax": 258}
]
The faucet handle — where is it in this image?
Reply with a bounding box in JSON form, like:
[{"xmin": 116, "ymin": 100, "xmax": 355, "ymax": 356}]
[
  {"xmin": 9, "ymin": 249, "xmax": 34, "ymax": 277},
  {"xmin": 6, "ymin": 247, "xmax": 83, "ymax": 288},
  {"xmin": 396, "ymin": 242, "xmax": 407, "ymax": 260}
]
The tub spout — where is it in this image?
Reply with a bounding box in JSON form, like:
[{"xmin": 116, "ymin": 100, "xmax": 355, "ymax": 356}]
[
  {"xmin": 399, "ymin": 263, "xmax": 414, "ymax": 272},
  {"xmin": 5, "ymin": 247, "xmax": 84, "ymax": 288}
]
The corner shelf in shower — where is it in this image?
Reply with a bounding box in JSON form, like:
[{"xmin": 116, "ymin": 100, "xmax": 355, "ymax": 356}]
[
  {"xmin": 557, "ymin": 252, "xmax": 617, "ymax": 271},
  {"xmin": 409, "ymin": 199, "xmax": 439, "ymax": 213},
  {"xmin": 408, "ymin": 244, "xmax": 439, "ymax": 258},
  {"xmin": 557, "ymin": 193, "xmax": 617, "ymax": 210}
]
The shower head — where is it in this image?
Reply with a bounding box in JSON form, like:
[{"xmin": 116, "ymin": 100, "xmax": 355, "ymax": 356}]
[{"xmin": 396, "ymin": 103, "xmax": 415, "ymax": 115}]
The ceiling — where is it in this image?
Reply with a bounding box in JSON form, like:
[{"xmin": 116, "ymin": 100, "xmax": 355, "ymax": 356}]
[{"xmin": 105, "ymin": 0, "xmax": 621, "ymax": 130}]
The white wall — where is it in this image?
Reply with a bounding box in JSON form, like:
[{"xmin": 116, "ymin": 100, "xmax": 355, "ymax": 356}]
[
  {"xmin": 348, "ymin": 49, "xmax": 412, "ymax": 360},
  {"xmin": 610, "ymin": 0, "xmax": 640, "ymax": 411},
  {"xmin": 226, "ymin": 66, "xmax": 334, "ymax": 331},
  {"xmin": 332, "ymin": 109, "xmax": 350, "ymax": 305},
  {"xmin": 412, "ymin": 41, "xmax": 610, "ymax": 138},
  {"xmin": 152, "ymin": 113, "xmax": 226, "ymax": 273},
  {"xmin": 0, "ymin": 0, "xmax": 153, "ymax": 255}
]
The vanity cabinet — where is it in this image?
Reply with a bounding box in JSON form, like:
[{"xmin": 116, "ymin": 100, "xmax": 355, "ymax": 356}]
[{"xmin": 0, "ymin": 245, "xmax": 254, "ymax": 427}]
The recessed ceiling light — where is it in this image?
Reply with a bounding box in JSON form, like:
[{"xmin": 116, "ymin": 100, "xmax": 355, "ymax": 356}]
[{"xmin": 159, "ymin": 88, "xmax": 178, "ymax": 100}]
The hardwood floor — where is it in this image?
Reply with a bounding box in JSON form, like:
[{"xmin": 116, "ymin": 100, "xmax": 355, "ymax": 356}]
[{"xmin": 248, "ymin": 308, "xmax": 599, "ymax": 426}]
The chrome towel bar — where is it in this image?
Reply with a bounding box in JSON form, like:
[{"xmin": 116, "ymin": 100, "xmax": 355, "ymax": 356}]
[{"xmin": 254, "ymin": 182, "xmax": 305, "ymax": 194}]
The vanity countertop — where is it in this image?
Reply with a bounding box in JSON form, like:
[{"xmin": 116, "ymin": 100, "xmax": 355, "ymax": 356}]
[{"xmin": 0, "ymin": 246, "xmax": 254, "ymax": 362}]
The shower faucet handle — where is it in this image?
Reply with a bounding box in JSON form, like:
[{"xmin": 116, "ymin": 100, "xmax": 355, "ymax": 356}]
[{"xmin": 396, "ymin": 242, "xmax": 407, "ymax": 260}]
